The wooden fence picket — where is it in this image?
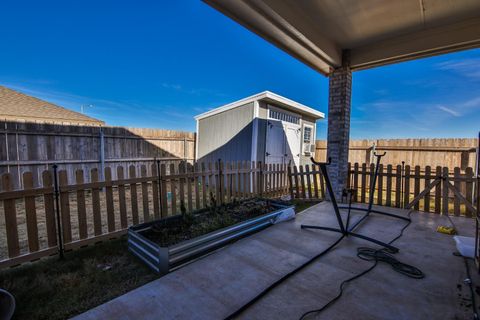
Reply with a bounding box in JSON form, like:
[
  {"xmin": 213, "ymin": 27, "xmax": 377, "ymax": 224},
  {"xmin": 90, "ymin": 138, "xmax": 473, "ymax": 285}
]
[
  {"xmin": 91, "ymin": 168, "xmax": 102, "ymax": 236},
  {"xmin": 361, "ymin": 163, "xmax": 367, "ymax": 203},
  {"xmin": 75, "ymin": 169, "xmax": 88, "ymax": 239},
  {"xmin": 395, "ymin": 165, "xmax": 401, "ymax": 208},
  {"xmin": 435, "ymin": 166, "xmax": 442, "ymax": 214},
  {"xmin": 58, "ymin": 170, "xmax": 72, "ymax": 243},
  {"xmin": 105, "ymin": 167, "xmax": 116, "ymax": 232},
  {"xmin": 129, "ymin": 165, "xmax": 139, "ymax": 225},
  {"xmin": 465, "ymin": 167, "xmax": 474, "ymax": 217},
  {"xmin": 179, "ymin": 162, "xmax": 186, "ymax": 213},
  {"xmin": 424, "ymin": 166, "xmax": 431, "ymax": 213},
  {"xmin": 453, "ymin": 167, "xmax": 461, "ymax": 216},
  {"xmin": 186, "ymin": 163, "xmax": 193, "ymax": 212},
  {"xmin": 305, "ymin": 165, "xmax": 312, "ymax": 199},
  {"xmin": 23, "ymin": 172, "xmax": 39, "ymax": 252},
  {"xmin": 403, "ymin": 165, "xmax": 411, "ymax": 208},
  {"xmin": 141, "ymin": 165, "xmax": 150, "ymax": 222},
  {"xmin": 312, "ymin": 164, "xmax": 319, "ymax": 199},
  {"xmin": 385, "ymin": 165, "xmax": 392, "ymax": 207},
  {"xmin": 194, "ymin": 163, "xmax": 201, "ymax": 209},
  {"xmin": 442, "ymin": 167, "xmax": 449, "ymax": 215},
  {"xmin": 200, "ymin": 163, "xmax": 207, "ymax": 206},
  {"xmin": 117, "ymin": 166, "xmax": 128, "ymax": 228},
  {"xmin": 159, "ymin": 164, "xmax": 168, "ymax": 217},
  {"xmin": 170, "ymin": 163, "xmax": 177, "ymax": 215},
  {"xmin": 413, "ymin": 166, "xmax": 420, "ymax": 210},
  {"xmin": 42, "ymin": 170, "xmax": 57, "ymax": 247},
  {"xmin": 3, "ymin": 173, "xmax": 19, "ymax": 257},
  {"xmin": 151, "ymin": 163, "xmax": 160, "ymax": 220},
  {"xmin": 377, "ymin": 164, "xmax": 383, "ymax": 205}
]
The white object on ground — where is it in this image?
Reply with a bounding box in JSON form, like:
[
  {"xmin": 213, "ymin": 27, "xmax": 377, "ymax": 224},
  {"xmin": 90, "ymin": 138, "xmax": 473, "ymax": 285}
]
[
  {"xmin": 271, "ymin": 207, "xmax": 295, "ymax": 224},
  {"xmin": 453, "ymin": 236, "xmax": 475, "ymax": 258}
]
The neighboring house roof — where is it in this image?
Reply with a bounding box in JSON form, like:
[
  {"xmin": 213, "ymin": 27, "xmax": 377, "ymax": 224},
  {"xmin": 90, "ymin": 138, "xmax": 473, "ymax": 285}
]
[
  {"xmin": 0, "ymin": 85, "xmax": 105, "ymax": 126},
  {"xmin": 194, "ymin": 91, "xmax": 325, "ymax": 121}
]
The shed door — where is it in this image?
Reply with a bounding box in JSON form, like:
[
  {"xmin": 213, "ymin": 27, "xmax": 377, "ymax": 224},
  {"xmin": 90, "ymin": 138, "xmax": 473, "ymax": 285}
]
[
  {"xmin": 285, "ymin": 125, "xmax": 301, "ymax": 167},
  {"xmin": 266, "ymin": 120, "xmax": 285, "ymax": 164}
]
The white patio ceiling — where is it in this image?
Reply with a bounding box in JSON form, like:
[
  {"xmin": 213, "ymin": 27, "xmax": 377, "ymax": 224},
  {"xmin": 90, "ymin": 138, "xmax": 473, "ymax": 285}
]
[{"xmin": 204, "ymin": 0, "xmax": 480, "ymax": 75}]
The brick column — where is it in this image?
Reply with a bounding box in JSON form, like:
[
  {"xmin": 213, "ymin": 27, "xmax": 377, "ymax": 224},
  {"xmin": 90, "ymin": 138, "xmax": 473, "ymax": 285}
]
[{"xmin": 326, "ymin": 56, "xmax": 352, "ymax": 201}]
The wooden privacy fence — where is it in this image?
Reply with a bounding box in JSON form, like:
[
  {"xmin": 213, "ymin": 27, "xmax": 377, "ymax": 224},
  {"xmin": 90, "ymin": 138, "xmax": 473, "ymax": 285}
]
[
  {"xmin": 0, "ymin": 121, "xmax": 195, "ymax": 190},
  {"xmin": 0, "ymin": 161, "xmax": 290, "ymax": 268},
  {"xmin": 347, "ymin": 163, "xmax": 478, "ymax": 217}
]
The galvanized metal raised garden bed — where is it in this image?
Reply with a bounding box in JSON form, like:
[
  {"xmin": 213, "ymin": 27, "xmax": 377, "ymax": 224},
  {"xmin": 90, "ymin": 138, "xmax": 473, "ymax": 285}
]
[{"xmin": 128, "ymin": 201, "xmax": 295, "ymax": 274}]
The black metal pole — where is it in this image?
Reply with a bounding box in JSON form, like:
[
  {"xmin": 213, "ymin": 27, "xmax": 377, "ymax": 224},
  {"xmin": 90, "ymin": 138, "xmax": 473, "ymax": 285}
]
[
  {"xmin": 401, "ymin": 161, "xmax": 405, "ymax": 209},
  {"xmin": 367, "ymin": 152, "xmax": 386, "ymax": 212},
  {"xmin": 52, "ymin": 164, "xmax": 64, "ymax": 259}
]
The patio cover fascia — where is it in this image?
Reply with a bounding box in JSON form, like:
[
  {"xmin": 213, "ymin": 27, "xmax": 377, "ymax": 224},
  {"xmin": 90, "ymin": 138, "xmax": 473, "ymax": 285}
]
[{"xmin": 203, "ymin": 0, "xmax": 480, "ymax": 76}]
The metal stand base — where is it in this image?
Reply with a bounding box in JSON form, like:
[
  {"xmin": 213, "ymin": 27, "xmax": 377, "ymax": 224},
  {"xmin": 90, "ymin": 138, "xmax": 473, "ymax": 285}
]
[
  {"xmin": 300, "ymin": 224, "xmax": 399, "ymax": 253},
  {"xmin": 338, "ymin": 206, "xmax": 411, "ymax": 222},
  {"xmin": 301, "ymin": 157, "xmax": 400, "ymax": 253}
]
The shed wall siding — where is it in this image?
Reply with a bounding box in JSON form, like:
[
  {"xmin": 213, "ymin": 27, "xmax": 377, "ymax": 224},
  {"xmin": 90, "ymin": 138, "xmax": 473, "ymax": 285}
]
[{"xmin": 197, "ymin": 102, "xmax": 254, "ymax": 163}]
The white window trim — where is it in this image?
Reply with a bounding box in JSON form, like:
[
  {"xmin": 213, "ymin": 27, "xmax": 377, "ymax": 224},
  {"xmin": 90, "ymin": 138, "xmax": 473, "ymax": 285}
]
[{"xmin": 302, "ymin": 123, "xmax": 315, "ymax": 155}]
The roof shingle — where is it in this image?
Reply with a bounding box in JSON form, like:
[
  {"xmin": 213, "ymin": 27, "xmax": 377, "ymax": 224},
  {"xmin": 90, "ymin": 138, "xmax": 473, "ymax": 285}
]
[{"xmin": 0, "ymin": 85, "xmax": 104, "ymax": 126}]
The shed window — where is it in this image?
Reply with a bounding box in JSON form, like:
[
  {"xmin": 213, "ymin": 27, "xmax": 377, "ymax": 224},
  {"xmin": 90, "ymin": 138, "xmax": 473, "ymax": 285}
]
[
  {"xmin": 303, "ymin": 126, "xmax": 312, "ymax": 144},
  {"xmin": 269, "ymin": 109, "xmax": 299, "ymax": 124}
]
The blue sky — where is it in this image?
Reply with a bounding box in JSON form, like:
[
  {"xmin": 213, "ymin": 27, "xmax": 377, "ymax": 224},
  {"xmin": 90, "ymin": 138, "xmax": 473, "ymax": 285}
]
[{"xmin": 0, "ymin": 1, "xmax": 479, "ymax": 139}]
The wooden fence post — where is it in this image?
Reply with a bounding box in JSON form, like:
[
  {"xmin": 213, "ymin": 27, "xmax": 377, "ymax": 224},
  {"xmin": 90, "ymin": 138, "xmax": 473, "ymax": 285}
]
[{"xmin": 403, "ymin": 165, "xmax": 411, "ymax": 208}]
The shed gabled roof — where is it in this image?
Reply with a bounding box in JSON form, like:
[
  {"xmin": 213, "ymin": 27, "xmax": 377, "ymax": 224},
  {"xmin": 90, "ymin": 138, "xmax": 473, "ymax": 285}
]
[
  {"xmin": 0, "ymin": 85, "xmax": 105, "ymax": 126},
  {"xmin": 194, "ymin": 91, "xmax": 325, "ymax": 120}
]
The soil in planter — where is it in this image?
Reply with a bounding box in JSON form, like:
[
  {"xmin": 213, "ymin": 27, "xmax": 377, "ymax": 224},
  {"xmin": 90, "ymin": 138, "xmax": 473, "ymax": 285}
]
[{"xmin": 141, "ymin": 198, "xmax": 279, "ymax": 247}]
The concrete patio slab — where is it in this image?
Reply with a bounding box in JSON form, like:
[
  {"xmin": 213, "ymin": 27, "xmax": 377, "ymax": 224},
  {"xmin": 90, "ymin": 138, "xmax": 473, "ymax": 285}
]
[{"xmin": 73, "ymin": 202, "xmax": 479, "ymax": 320}]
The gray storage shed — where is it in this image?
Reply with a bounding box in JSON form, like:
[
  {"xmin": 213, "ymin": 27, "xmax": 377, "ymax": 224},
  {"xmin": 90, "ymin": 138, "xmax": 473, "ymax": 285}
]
[{"xmin": 195, "ymin": 91, "xmax": 324, "ymax": 166}]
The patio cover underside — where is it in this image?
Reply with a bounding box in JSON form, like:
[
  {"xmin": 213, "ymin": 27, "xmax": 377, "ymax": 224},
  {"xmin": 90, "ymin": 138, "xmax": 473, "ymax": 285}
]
[
  {"xmin": 74, "ymin": 202, "xmax": 479, "ymax": 320},
  {"xmin": 204, "ymin": 0, "xmax": 480, "ymax": 75}
]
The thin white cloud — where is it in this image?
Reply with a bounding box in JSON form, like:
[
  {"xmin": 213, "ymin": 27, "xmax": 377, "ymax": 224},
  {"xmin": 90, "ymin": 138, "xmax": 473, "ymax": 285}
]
[
  {"xmin": 437, "ymin": 105, "xmax": 461, "ymax": 117},
  {"xmin": 161, "ymin": 83, "xmax": 182, "ymax": 90},
  {"xmin": 435, "ymin": 59, "xmax": 480, "ymax": 79}
]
